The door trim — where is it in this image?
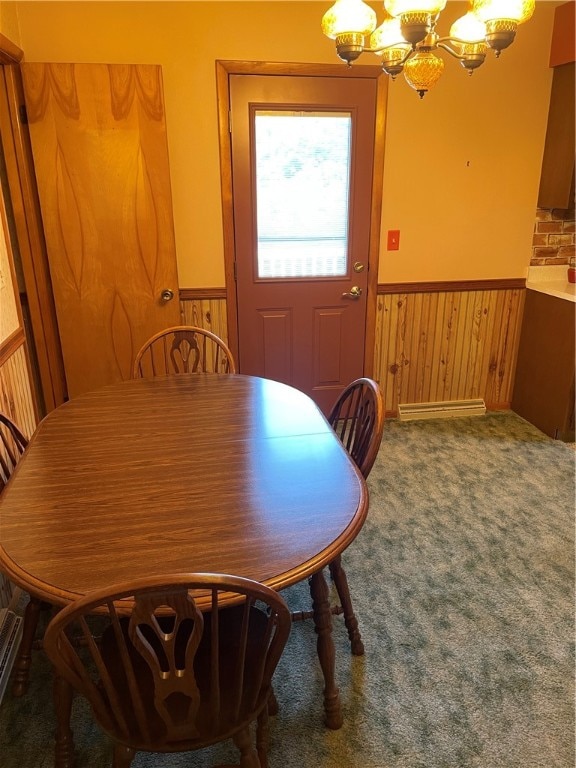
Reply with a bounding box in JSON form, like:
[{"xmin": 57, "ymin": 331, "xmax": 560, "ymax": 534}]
[
  {"xmin": 216, "ymin": 60, "xmax": 387, "ymax": 377},
  {"xmin": 0, "ymin": 36, "xmax": 68, "ymax": 413}
]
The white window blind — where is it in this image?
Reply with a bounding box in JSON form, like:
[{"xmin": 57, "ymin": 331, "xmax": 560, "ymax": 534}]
[{"xmin": 255, "ymin": 111, "xmax": 352, "ymax": 279}]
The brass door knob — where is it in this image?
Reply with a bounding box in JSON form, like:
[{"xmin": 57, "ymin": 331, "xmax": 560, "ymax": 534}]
[{"xmin": 342, "ymin": 286, "xmax": 362, "ymax": 299}]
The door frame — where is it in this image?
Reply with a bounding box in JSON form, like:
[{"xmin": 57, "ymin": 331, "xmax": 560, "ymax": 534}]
[
  {"xmin": 0, "ymin": 34, "xmax": 67, "ymax": 414},
  {"xmin": 215, "ymin": 60, "xmax": 387, "ymax": 377}
]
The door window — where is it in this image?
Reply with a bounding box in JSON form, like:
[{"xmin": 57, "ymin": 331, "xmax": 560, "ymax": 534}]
[{"xmin": 255, "ymin": 110, "xmax": 351, "ymax": 280}]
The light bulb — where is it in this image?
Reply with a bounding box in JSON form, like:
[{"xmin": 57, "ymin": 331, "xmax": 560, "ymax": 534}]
[
  {"xmin": 370, "ymin": 17, "xmax": 410, "ymax": 49},
  {"xmin": 449, "ymin": 12, "xmax": 487, "ymax": 71},
  {"xmin": 450, "ymin": 12, "xmax": 486, "ymax": 43},
  {"xmin": 472, "ymin": 0, "xmax": 535, "ymax": 25},
  {"xmin": 321, "ymin": 0, "xmax": 377, "ymax": 39},
  {"xmin": 385, "ymin": 0, "xmax": 447, "ymax": 16},
  {"xmin": 371, "ymin": 17, "xmax": 412, "ymax": 78}
]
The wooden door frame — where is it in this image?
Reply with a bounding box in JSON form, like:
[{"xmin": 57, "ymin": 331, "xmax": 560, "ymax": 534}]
[
  {"xmin": 215, "ymin": 60, "xmax": 387, "ymax": 377},
  {"xmin": 0, "ymin": 34, "xmax": 67, "ymax": 413}
]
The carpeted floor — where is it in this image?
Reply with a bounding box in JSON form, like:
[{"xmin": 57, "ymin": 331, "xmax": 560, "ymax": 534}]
[{"xmin": 1, "ymin": 411, "xmax": 574, "ymax": 767}]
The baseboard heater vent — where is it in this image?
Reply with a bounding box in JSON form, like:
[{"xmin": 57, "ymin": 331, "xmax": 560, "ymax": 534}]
[
  {"xmin": 0, "ymin": 587, "xmax": 28, "ymax": 705},
  {"xmin": 398, "ymin": 399, "xmax": 486, "ymax": 422},
  {"xmin": 0, "ymin": 609, "xmax": 23, "ymax": 705}
]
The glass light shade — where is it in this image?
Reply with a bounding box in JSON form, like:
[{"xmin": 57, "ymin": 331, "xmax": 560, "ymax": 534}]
[
  {"xmin": 384, "ymin": 0, "xmax": 446, "ymax": 17},
  {"xmin": 370, "ymin": 17, "xmax": 410, "ymax": 50},
  {"xmin": 450, "ymin": 12, "xmax": 486, "ymax": 43},
  {"xmin": 322, "ymin": 0, "xmax": 377, "ymax": 39},
  {"xmin": 403, "ymin": 50, "xmax": 445, "ymax": 96},
  {"xmin": 472, "ymin": 0, "xmax": 534, "ymax": 24}
]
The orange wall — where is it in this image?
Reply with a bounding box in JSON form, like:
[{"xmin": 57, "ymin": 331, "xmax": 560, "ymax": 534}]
[
  {"xmin": 12, "ymin": 1, "xmax": 556, "ymax": 286},
  {"xmin": 0, "ymin": 3, "xmax": 21, "ymax": 46}
]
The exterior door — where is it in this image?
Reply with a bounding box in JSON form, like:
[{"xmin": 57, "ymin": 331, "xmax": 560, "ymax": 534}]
[
  {"xmin": 229, "ymin": 72, "xmax": 380, "ymax": 414},
  {"xmin": 21, "ymin": 63, "xmax": 180, "ymax": 398}
]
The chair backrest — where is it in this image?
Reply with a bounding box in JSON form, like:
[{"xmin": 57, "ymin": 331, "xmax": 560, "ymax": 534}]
[
  {"xmin": 133, "ymin": 326, "xmax": 236, "ymax": 378},
  {"xmin": 328, "ymin": 378, "xmax": 384, "ymax": 479},
  {"xmin": 44, "ymin": 573, "xmax": 290, "ymax": 753},
  {"xmin": 0, "ymin": 412, "xmax": 28, "ymax": 492}
]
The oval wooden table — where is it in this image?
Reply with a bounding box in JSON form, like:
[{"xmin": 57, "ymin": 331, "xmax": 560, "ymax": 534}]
[{"xmin": 0, "ymin": 374, "xmax": 368, "ymax": 764}]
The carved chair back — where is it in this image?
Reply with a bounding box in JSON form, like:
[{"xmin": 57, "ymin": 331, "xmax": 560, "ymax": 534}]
[
  {"xmin": 328, "ymin": 377, "xmax": 384, "ymax": 479},
  {"xmin": 133, "ymin": 326, "xmax": 236, "ymax": 378},
  {"xmin": 0, "ymin": 412, "xmax": 28, "ymax": 492},
  {"xmin": 44, "ymin": 573, "xmax": 290, "ymax": 762}
]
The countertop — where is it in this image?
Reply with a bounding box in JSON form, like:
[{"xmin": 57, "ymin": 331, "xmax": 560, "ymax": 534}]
[{"xmin": 526, "ymin": 265, "xmax": 576, "ymax": 303}]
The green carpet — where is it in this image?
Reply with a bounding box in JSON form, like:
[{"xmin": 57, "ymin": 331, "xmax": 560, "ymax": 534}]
[{"xmin": 1, "ymin": 411, "xmax": 574, "ymax": 767}]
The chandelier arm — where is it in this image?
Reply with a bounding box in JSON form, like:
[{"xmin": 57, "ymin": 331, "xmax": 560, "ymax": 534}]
[
  {"xmin": 365, "ymin": 45, "xmax": 413, "ymax": 65},
  {"xmin": 436, "ymin": 37, "xmax": 484, "ymax": 61}
]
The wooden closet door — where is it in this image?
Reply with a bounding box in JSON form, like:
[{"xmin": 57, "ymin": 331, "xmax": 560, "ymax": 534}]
[{"xmin": 21, "ymin": 63, "xmax": 181, "ymax": 398}]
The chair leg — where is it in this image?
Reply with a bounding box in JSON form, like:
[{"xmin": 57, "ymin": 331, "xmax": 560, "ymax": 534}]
[
  {"xmin": 256, "ymin": 704, "xmax": 270, "ymax": 768},
  {"xmin": 328, "ymin": 556, "xmax": 364, "ymax": 656},
  {"xmin": 112, "ymin": 744, "xmax": 136, "ymax": 768},
  {"xmin": 267, "ymin": 687, "xmax": 279, "ymax": 716},
  {"xmin": 233, "ymin": 725, "xmax": 261, "ymax": 768},
  {"xmin": 11, "ymin": 596, "xmax": 43, "ymax": 696},
  {"xmin": 53, "ymin": 673, "xmax": 76, "ymax": 768}
]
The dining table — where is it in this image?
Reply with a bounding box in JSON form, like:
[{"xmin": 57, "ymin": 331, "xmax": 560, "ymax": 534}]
[{"xmin": 0, "ymin": 373, "xmax": 368, "ymax": 765}]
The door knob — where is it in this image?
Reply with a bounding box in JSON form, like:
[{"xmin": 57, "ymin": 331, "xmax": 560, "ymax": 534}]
[
  {"xmin": 342, "ymin": 286, "xmax": 362, "ymax": 299},
  {"xmin": 160, "ymin": 289, "xmax": 175, "ymax": 302}
]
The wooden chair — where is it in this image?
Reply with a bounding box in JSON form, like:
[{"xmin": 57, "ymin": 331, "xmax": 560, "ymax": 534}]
[
  {"xmin": 0, "ymin": 413, "xmax": 28, "ymax": 610},
  {"xmin": 133, "ymin": 326, "xmax": 236, "ymax": 378},
  {"xmin": 0, "ymin": 412, "xmax": 28, "ymax": 492},
  {"xmin": 44, "ymin": 573, "xmax": 291, "ymax": 768},
  {"xmin": 292, "ymin": 378, "xmax": 384, "ymax": 655},
  {"xmin": 0, "ymin": 413, "xmax": 43, "ymax": 699},
  {"xmin": 328, "ymin": 377, "xmax": 384, "ymax": 480},
  {"xmin": 0, "ymin": 413, "xmax": 28, "ymax": 620}
]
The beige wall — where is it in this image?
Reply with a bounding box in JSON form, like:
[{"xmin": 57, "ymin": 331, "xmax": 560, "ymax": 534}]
[
  {"xmin": 13, "ymin": 1, "xmax": 556, "ymax": 287},
  {"xmin": 0, "ymin": 1, "xmax": 21, "ymax": 46}
]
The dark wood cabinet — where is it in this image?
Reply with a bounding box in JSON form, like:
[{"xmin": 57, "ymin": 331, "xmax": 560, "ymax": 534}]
[
  {"xmin": 537, "ymin": 62, "xmax": 575, "ymax": 211},
  {"xmin": 512, "ymin": 289, "xmax": 575, "ymax": 441}
]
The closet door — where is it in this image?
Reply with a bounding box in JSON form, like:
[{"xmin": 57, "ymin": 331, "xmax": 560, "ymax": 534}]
[{"xmin": 22, "ymin": 63, "xmax": 181, "ymax": 398}]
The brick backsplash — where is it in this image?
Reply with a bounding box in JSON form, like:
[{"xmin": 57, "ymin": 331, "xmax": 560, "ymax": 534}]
[{"xmin": 531, "ymin": 208, "xmax": 576, "ymax": 265}]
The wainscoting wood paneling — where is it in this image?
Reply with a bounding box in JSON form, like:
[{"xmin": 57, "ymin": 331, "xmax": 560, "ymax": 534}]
[
  {"xmin": 0, "ymin": 342, "xmax": 37, "ymax": 440},
  {"xmin": 180, "ymin": 283, "xmax": 526, "ymax": 417},
  {"xmin": 180, "ymin": 295, "xmax": 231, "ymax": 348},
  {"xmin": 374, "ymin": 287, "xmax": 525, "ymax": 416},
  {"xmin": 0, "ymin": 286, "xmax": 523, "ymax": 440},
  {"xmin": 0, "ymin": 339, "xmax": 36, "ymax": 609}
]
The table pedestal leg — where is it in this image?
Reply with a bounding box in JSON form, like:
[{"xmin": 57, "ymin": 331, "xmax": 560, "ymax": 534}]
[
  {"xmin": 53, "ymin": 673, "xmax": 76, "ymax": 768},
  {"xmin": 310, "ymin": 570, "xmax": 343, "ymax": 729}
]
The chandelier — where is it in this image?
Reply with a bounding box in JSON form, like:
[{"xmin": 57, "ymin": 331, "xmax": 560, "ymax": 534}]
[{"xmin": 321, "ymin": 0, "xmax": 535, "ymax": 98}]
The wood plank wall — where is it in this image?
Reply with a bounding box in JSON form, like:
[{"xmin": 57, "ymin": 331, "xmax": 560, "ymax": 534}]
[
  {"xmin": 0, "ymin": 285, "xmax": 524, "ymax": 435},
  {"xmin": 179, "ymin": 289, "xmax": 231, "ymax": 347},
  {"xmin": 375, "ymin": 286, "xmax": 525, "ymax": 416},
  {"xmin": 181, "ymin": 282, "xmax": 525, "ymax": 417},
  {"xmin": 0, "ymin": 342, "xmax": 37, "ymax": 440},
  {"xmin": 0, "ymin": 343, "xmax": 36, "ymax": 608}
]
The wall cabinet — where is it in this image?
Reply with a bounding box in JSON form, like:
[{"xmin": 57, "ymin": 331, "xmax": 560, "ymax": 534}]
[
  {"xmin": 512, "ymin": 290, "xmax": 575, "ymax": 441},
  {"xmin": 537, "ymin": 62, "xmax": 575, "ymax": 211}
]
